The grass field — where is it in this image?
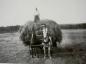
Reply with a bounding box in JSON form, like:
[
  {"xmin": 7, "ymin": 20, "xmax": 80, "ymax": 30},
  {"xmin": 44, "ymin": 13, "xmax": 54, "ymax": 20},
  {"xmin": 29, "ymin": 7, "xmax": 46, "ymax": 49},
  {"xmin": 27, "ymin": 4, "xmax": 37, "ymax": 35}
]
[{"xmin": 0, "ymin": 29, "xmax": 86, "ymax": 64}]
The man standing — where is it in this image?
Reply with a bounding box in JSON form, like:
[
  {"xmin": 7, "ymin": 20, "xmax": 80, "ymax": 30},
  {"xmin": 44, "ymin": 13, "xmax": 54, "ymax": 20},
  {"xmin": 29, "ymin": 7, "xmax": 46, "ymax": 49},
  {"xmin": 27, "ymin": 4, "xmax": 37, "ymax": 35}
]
[{"xmin": 34, "ymin": 8, "xmax": 40, "ymax": 22}]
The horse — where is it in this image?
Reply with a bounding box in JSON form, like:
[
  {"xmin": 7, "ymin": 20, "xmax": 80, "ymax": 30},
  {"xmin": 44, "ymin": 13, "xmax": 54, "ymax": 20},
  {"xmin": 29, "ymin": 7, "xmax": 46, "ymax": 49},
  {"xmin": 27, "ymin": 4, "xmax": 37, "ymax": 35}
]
[{"xmin": 40, "ymin": 24, "xmax": 52, "ymax": 59}]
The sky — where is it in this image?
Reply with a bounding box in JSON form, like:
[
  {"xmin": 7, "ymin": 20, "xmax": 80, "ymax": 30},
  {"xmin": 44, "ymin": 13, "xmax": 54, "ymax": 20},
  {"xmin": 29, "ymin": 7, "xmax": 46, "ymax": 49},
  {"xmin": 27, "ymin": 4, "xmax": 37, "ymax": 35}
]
[{"xmin": 0, "ymin": 0, "xmax": 86, "ymax": 26}]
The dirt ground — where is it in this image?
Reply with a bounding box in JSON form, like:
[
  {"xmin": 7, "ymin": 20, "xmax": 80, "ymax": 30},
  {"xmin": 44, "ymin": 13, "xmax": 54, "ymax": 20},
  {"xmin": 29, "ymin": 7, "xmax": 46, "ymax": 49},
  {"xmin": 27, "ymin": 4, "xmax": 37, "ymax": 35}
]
[{"xmin": 0, "ymin": 29, "xmax": 86, "ymax": 64}]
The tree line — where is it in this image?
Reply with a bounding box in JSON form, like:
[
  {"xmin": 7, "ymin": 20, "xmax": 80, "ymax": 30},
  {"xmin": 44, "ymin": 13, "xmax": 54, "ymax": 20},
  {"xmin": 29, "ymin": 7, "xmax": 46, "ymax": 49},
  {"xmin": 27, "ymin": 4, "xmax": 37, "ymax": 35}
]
[
  {"xmin": 60, "ymin": 23, "xmax": 86, "ymax": 29},
  {"xmin": 0, "ymin": 25, "xmax": 20, "ymax": 33},
  {"xmin": 0, "ymin": 23, "xmax": 86, "ymax": 33}
]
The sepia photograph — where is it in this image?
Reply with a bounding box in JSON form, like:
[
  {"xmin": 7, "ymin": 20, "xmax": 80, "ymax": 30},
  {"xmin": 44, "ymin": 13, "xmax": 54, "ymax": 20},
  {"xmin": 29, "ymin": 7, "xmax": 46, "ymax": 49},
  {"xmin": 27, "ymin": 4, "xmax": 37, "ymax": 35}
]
[{"xmin": 0, "ymin": 0, "xmax": 86, "ymax": 64}]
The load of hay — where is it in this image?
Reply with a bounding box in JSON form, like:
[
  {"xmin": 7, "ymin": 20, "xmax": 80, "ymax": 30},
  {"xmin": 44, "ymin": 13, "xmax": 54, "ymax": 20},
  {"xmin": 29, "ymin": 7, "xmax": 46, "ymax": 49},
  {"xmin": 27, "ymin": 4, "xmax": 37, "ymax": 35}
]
[
  {"xmin": 19, "ymin": 19, "xmax": 62, "ymax": 47},
  {"xmin": 19, "ymin": 8, "xmax": 62, "ymax": 47}
]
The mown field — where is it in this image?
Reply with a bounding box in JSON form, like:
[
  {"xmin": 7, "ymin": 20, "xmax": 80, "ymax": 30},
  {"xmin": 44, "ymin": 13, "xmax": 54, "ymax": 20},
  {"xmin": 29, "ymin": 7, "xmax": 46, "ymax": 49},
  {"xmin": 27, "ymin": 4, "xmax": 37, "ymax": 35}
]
[{"xmin": 0, "ymin": 29, "xmax": 86, "ymax": 64}]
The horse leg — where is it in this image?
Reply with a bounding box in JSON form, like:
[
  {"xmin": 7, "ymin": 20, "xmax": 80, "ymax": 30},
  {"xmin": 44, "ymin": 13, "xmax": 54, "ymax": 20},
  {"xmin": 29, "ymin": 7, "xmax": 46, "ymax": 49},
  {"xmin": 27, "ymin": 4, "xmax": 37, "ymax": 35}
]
[
  {"xmin": 48, "ymin": 46, "xmax": 51, "ymax": 59},
  {"xmin": 33, "ymin": 48, "xmax": 36, "ymax": 58},
  {"xmin": 29, "ymin": 46, "xmax": 33, "ymax": 58},
  {"xmin": 34, "ymin": 47, "xmax": 37, "ymax": 57},
  {"xmin": 33, "ymin": 48, "xmax": 36, "ymax": 57},
  {"xmin": 43, "ymin": 46, "xmax": 46, "ymax": 59},
  {"xmin": 30, "ymin": 48, "xmax": 33, "ymax": 58},
  {"xmin": 29, "ymin": 46, "xmax": 31, "ymax": 54},
  {"xmin": 37, "ymin": 47, "xmax": 39, "ymax": 58},
  {"xmin": 31, "ymin": 48, "xmax": 34, "ymax": 58}
]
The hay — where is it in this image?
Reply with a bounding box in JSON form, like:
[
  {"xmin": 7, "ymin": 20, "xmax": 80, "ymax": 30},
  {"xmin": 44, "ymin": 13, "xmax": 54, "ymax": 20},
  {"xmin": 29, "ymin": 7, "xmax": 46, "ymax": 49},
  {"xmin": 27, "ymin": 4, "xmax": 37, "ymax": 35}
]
[{"xmin": 19, "ymin": 19, "xmax": 62, "ymax": 46}]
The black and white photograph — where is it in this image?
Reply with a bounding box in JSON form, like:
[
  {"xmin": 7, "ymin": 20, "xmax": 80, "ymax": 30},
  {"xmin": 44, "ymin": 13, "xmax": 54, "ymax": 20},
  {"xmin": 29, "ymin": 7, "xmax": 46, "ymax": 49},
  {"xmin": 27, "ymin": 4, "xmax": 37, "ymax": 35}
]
[{"xmin": 0, "ymin": 0, "xmax": 86, "ymax": 64}]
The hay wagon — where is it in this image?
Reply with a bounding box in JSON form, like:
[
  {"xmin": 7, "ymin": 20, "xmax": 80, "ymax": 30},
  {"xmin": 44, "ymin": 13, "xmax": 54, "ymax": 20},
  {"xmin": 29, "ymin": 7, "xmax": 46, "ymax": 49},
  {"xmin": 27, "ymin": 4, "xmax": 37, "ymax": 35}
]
[{"xmin": 19, "ymin": 8, "xmax": 62, "ymax": 58}]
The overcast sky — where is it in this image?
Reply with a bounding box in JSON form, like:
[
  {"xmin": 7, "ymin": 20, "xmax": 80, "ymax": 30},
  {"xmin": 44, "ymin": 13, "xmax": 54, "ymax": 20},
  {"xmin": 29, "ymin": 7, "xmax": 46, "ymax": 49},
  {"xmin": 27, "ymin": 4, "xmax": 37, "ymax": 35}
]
[{"xmin": 0, "ymin": 0, "xmax": 86, "ymax": 26}]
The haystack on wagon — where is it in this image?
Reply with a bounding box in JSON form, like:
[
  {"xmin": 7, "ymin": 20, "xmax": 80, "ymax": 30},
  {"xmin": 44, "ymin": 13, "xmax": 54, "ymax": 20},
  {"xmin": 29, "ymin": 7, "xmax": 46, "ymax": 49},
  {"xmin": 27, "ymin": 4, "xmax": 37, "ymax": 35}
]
[{"xmin": 19, "ymin": 8, "xmax": 62, "ymax": 58}]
